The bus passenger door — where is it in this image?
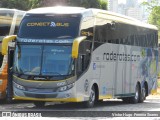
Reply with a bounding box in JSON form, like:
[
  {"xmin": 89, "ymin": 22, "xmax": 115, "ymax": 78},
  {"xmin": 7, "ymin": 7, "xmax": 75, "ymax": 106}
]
[
  {"xmin": 77, "ymin": 41, "xmax": 92, "ymax": 78},
  {"xmin": 7, "ymin": 46, "xmax": 14, "ymax": 101}
]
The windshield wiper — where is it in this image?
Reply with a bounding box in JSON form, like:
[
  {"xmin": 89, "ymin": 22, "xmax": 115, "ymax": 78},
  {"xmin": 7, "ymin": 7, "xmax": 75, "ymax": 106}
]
[
  {"xmin": 23, "ymin": 71, "xmax": 39, "ymax": 74},
  {"xmin": 42, "ymin": 72, "xmax": 63, "ymax": 76},
  {"xmin": 57, "ymin": 36, "xmax": 72, "ymax": 39}
]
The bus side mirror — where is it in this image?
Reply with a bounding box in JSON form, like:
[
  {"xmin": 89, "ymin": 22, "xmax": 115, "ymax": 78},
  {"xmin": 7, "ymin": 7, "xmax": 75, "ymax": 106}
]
[
  {"xmin": 1, "ymin": 35, "xmax": 17, "ymax": 55},
  {"xmin": 72, "ymin": 36, "xmax": 87, "ymax": 59}
]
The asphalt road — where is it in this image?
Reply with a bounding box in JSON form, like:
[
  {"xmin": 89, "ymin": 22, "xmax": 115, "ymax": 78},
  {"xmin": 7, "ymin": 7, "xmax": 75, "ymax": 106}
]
[{"xmin": 0, "ymin": 96, "xmax": 160, "ymax": 117}]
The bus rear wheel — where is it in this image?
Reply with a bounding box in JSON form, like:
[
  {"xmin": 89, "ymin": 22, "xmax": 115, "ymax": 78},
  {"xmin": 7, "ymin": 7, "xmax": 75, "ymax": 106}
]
[
  {"xmin": 139, "ymin": 86, "xmax": 146, "ymax": 103},
  {"xmin": 84, "ymin": 86, "xmax": 96, "ymax": 108},
  {"xmin": 33, "ymin": 101, "xmax": 45, "ymax": 108}
]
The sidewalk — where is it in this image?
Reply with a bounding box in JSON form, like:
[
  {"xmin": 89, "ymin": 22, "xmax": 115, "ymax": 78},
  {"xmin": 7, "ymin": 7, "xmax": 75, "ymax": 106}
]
[{"xmin": 147, "ymin": 88, "xmax": 160, "ymax": 99}]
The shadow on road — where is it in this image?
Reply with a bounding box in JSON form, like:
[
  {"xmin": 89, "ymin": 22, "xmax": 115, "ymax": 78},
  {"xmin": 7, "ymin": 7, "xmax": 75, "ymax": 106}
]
[
  {"xmin": 0, "ymin": 99, "xmax": 31, "ymax": 105},
  {"xmin": 30, "ymin": 100, "xmax": 131, "ymax": 110}
]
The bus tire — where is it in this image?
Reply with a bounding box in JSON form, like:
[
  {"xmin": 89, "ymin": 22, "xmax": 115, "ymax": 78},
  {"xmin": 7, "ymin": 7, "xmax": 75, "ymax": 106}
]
[
  {"xmin": 130, "ymin": 84, "xmax": 140, "ymax": 104},
  {"xmin": 84, "ymin": 86, "xmax": 96, "ymax": 108},
  {"xmin": 139, "ymin": 86, "xmax": 146, "ymax": 103},
  {"xmin": 33, "ymin": 101, "xmax": 45, "ymax": 108}
]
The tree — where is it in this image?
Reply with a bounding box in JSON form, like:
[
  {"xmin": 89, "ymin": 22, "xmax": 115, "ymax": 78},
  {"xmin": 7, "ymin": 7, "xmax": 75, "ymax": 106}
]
[
  {"xmin": 99, "ymin": 0, "xmax": 108, "ymax": 10},
  {"xmin": 0, "ymin": 0, "xmax": 43, "ymax": 10},
  {"xmin": 38, "ymin": 0, "xmax": 107, "ymax": 10},
  {"xmin": 0, "ymin": 0, "xmax": 107, "ymax": 10},
  {"xmin": 142, "ymin": 0, "xmax": 160, "ymax": 39},
  {"xmin": 0, "ymin": 0, "xmax": 30, "ymax": 10},
  {"xmin": 28, "ymin": 0, "xmax": 41, "ymax": 9}
]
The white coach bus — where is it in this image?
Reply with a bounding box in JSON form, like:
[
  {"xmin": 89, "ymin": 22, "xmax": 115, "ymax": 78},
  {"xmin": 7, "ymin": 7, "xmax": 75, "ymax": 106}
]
[{"xmin": 2, "ymin": 7, "xmax": 158, "ymax": 107}]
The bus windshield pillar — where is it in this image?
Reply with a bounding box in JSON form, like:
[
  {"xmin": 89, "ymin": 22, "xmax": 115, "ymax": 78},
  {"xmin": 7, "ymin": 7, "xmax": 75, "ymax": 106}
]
[
  {"xmin": 1, "ymin": 35, "xmax": 16, "ymax": 55},
  {"xmin": 72, "ymin": 36, "xmax": 86, "ymax": 59}
]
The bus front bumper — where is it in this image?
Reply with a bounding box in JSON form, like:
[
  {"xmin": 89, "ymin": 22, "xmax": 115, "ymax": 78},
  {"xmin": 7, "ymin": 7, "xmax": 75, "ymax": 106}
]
[{"xmin": 13, "ymin": 86, "xmax": 83, "ymax": 102}]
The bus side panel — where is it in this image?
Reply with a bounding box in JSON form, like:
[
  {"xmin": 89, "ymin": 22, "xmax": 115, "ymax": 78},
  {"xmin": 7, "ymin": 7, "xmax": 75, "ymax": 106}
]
[
  {"xmin": 75, "ymin": 61, "xmax": 101, "ymax": 101},
  {"xmin": 144, "ymin": 48, "xmax": 158, "ymax": 94},
  {"xmin": 88, "ymin": 43, "xmax": 158, "ymax": 98},
  {"xmin": 98, "ymin": 44, "xmax": 115, "ymax": 98},
  {"xmin": 99, "ymin": 61, "xmax": 115, "ymax": 97}
]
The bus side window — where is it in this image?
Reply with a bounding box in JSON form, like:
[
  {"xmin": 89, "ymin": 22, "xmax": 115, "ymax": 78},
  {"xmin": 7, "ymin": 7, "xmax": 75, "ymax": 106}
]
[
  {"xmin": 135, "ymin": 35, "xmax": 139, "ymax": 46},
  {"xmin": 80, "ymin": 17, "xmax": 94, "ymax": 41},
  {"xmin": 130, "ymin": 35, "xmax": 134, "ymax": 45},
  {"xmin": 152, "ymin": 33, "xmax": 157, "ymax": 48},
  {"xmin": 77, "ymin": 54, "xmax": 85, "ymax": 73},
  {"xmin": 155, "ymin": 32, "xmax": 158, "ymax": 47},
  {"xmin": 77, "ymin": 41, "xmax": 91, "ymax": 77}
]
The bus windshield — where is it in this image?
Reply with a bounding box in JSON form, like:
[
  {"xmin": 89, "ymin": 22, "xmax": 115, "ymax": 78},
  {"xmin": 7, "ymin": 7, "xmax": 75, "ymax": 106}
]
[
  {"xmin": 14, "ymin": 45, "xmax": 73, "ymax": 76},
  {"xmin": 18, "ymin": 15, "xmax": 81, "ymax": 39}
]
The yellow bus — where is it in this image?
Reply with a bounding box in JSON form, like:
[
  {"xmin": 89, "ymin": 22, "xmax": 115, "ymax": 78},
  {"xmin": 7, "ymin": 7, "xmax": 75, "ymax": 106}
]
[{"xmin": 0, "ymin": 8, "xmax": 25, "ymax": 102}]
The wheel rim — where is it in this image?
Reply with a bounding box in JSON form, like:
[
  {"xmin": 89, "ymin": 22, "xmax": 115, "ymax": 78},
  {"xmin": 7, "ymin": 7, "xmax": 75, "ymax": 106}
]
[
  {"xmin": 142, "ymin": 88, "xmax": 146, "ymax": 99},
  {"xmin": 135, "ymin": 86, "xmax": 139, "ymax": 100},
  {"xmin": 89, "ymin": 89, "xmax": 95, "ymax": 104}
]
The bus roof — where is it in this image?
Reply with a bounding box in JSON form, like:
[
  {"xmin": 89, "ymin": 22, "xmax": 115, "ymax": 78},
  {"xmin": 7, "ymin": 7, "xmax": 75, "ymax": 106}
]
[
  {"xmin": 27, "ymin": 6, "xmax": 85, "ymax": 14},
  {"xmin": 91, "ymin": 8, "xmax": 158, "ymax": 30},
  {"xmin": 0, "ymin": 8, "xmax": 25, "ymax": 13},
  {"xmin": 26, "ymin": 6, "xmax": 158, "ymax": 30}
]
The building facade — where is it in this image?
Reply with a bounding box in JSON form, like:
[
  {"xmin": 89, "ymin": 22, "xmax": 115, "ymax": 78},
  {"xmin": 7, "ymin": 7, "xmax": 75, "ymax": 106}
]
[
  {"xmin": 108, "ymin": 0, "xmax": 118, "ymax": 13},
  {"xmin": 126, "ymin": 7, "xmax": 142, "ymax": 20}
]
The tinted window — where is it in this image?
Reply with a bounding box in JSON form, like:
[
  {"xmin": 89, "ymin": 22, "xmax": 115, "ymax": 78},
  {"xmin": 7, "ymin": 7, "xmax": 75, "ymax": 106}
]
[{"xmin": 18, "ymin": 15, "xmax": 81, "ymax": 39}]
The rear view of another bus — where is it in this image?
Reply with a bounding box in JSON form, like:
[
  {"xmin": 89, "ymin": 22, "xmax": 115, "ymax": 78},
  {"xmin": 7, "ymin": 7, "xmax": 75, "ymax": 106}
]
[{"xmin": 0, "ymin": 8, "xmax": 25, "ymax": 101}]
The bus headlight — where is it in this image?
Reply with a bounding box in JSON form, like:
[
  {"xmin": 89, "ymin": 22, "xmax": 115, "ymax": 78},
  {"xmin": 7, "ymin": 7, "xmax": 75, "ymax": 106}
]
[
  {"xmin": 13, "ymin": 82, "xmax": 25, "ymax": 90},
  {"xmin": 58, "ymin": 83, "xmax": 75, "ymax": 92}
]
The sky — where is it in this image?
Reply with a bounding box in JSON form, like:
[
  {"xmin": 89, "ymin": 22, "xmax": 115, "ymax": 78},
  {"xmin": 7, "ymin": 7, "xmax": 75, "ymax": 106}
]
[
  {"xmin": 118, "ymin": 0, "xmax": 126, "ymax": 4},
  {"xmin": 118, "ymin": 0, "xmax": 146, "ymax": 4}
]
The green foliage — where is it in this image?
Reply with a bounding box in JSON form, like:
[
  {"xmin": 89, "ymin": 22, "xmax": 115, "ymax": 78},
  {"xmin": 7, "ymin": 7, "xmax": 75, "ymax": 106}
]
[
  {"xmin": 0, "ymin": 0, "xmax": 30, "ymax": 10},
  {"xmin": 98, "ymin": 0, "xmax": 108, "ymax": 10},
  {"xmin": 39, "ymin": 0, "xmax": 107, "ymax": 10},
  {"xmin": 0, "ymin": 0, "xmax": 108, "ymax": 10},
  {"xmin": 148, "ymin": 6, "xmax": 160, "ymax": 30},
  {"xmin": 142, "ymin": 0, "xmax": 160, "ymax": 40},
  {"xmin": 28, "ymin": 0, "xmax": 41, "ymax": 9}
]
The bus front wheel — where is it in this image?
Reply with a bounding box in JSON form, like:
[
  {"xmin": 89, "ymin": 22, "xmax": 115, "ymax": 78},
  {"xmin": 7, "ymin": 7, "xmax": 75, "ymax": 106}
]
[
  {"xmin": 84, "ymin": 86, "xmax": 96, "ymax": 108},
  {"xmin": 130, "ymin": 84, "xmax": 140, "ymax": 104}
]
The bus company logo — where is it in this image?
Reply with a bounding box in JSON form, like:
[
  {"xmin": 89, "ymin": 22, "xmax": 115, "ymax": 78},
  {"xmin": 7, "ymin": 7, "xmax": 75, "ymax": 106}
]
[
  {"xmin": 84, "ymin": 79, "xmax": 89, "ymax": 92},
  {"xmin": 50, "ymin": 22, "xmax": 70, "ymax": 27},
  {"xmin": 93, "ymin": 63, "xmax": 96, "ymax": 70},
  {"xmin": 27, "ymin": 22, "xmax": 69, "ymax": 27},
  {"xmin": 103, "ymin": 51, "xmax": 141, "ymax": 62},
  {"xmin": 18, "ymin": 38, "xmax": 72, "ymax": 44},
  {"xmin": 50, "ymin": 22, "xmax": 56, "ymax": 27}
]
